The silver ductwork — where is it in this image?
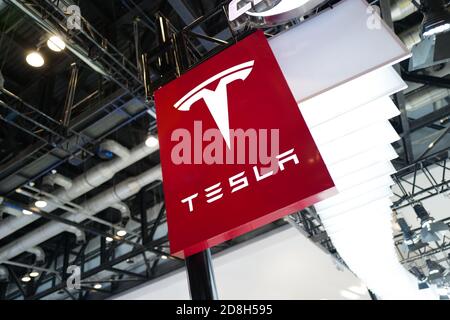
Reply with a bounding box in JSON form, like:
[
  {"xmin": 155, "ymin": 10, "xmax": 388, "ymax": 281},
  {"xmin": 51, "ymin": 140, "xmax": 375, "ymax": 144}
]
[
  {"xmin": 391, "ymin": 0, "xmax": 420, "ymax": 22},
  {"xmin": 67, "ymin": 227, "xmax": 86, "ymax": 244},
  {"xmin": 26, "ymin": 247, "xmax": 45, "ymax": 264},
  {"xmin": 43, "ymin": 173, "xmax": 73, "ymax": 190},
  {"xmin": 111, "ymin": 202, "xmax": 131, "ymax": 226},
  {"xmin": 0, "ymin": 265, "xmax": 8, "ymax": 281},
  {"xmin": 0, "ymin": 165, "xmax": 162, "ymax": 262},
  {"xmin": 0, "ymin": 139, "xmax": 159, "ymax": 240},
  {"xmin": 399, "ymin": 24, "xmax": 421, "ymax": 50},
  {"xmin": 406, "ymin": 86, "xmax": 450, "ymax": 112}
]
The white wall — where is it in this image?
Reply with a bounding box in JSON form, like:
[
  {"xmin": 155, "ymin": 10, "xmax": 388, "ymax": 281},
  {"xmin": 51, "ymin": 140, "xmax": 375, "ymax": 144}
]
[{"xmin": 112, "ymin": 225, "xmax": 370, "ymax": 300}]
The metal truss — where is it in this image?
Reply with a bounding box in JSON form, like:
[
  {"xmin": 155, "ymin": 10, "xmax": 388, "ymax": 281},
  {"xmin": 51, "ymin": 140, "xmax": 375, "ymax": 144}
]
[
  {"xmin": 286, "ymin": 208, "xmax": 346, "ymax": 267},
  {"xmin": 9, "ymin": 0, "xmax": 144, "ymax": 96},
  {"xmin": 391, "ymin": 147, "xmax": 450, "ymax": 209}
]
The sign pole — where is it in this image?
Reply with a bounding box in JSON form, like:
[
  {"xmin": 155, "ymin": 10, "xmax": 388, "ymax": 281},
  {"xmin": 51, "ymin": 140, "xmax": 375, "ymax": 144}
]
[{"xmin": 185, "ymin": 249, "xmax": 218, "ymax": 300}]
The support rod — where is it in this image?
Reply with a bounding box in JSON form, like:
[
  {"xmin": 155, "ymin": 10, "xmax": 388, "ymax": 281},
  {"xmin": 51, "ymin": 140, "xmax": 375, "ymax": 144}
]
[{"xmin": 185, "ymin": 249, "xmax": 218, "ymax": 300}]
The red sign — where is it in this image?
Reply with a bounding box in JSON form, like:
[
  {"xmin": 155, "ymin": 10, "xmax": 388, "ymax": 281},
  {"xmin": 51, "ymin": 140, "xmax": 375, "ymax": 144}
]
[{"xmin": 155, "ymin": 31, "xmax": 335, "ymax": 258}]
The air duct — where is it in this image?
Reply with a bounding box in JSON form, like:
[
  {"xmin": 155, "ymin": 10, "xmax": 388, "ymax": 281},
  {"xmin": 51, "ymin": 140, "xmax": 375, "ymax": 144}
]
[
  {"xmin": 26, "ymin": 247, "xmax": 45, "ymax": 265},
  {"xmin": 0, "ymin": 165, "xmax": 162, "ymax": 262},
  {"xmin": 405, "ymin": 86, "xmax": 450, "ymax": 112},
  {"xmin": 399, "ymin": 24, "xmax": 422, "ymax": 50},
  {"xmin": 392, "ymin": 0, "xmax": 420, "ymax": 22},
  {"xmin": 43, "ymin": 173, "xmax": 73, "ymax": 190},
  {"xmin": 111, "ymin": 202, "xmax": 131, "ymax": 226},
  {"xmin": 67, "ymin": 227, "xmax": 86, "ymax": 245},
  {"xmin": 0, "ymin": 139, "xmax": 159, "ymax": 240},
  {"xmin": 0, "ymin": 265, "xmax": 8, "ymax": 281}
]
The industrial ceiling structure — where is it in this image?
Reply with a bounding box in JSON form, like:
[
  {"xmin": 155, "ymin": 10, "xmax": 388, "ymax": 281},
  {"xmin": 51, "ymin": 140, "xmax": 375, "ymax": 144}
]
[{"xmin": 0, "ymin": 0, "xmax": 449, "ymax": 300}]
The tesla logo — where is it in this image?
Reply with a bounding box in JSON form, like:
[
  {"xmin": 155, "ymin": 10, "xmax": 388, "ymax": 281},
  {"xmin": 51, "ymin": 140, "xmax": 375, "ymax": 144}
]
[
  {"xmin": 174, "ymin": 61, "xmax": 254, "ymax": 148},
  {"xmin": 154, "ymin": 31, "xmax": 335, "ymax": 258}
]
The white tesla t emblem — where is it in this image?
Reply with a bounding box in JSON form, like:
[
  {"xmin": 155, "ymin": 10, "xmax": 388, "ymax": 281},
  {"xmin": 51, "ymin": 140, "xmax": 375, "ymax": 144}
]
[{"xmin": 174, "ymin": 60, "xmax": 255, "ymax": 148}]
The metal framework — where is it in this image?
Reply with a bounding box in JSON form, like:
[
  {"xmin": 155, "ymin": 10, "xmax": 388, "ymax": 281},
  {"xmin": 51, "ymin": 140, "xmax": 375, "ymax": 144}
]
[{"xmin": 391, "ymin": 147, "xmax": 450, "ymax": 209}]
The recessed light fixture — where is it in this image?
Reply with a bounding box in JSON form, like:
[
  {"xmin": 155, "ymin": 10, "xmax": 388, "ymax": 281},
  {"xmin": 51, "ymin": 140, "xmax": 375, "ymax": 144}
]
[
  {"xmin": 116, "ymin": 229, "xmax": 127, "ymax": 237},
  {"xmin": 29, "ymin": 270, "xmax": 40, "ymax": 278},
  {"xmin": 26, "ymin": 51, "xmax": 45, "ymax": 68},
  {"xmin": 105, "ymin": 236, "xmax": 114, "ymax": 242},
  {"xmin": 34, "ymin": 200, "xmax": 48, "ymax": 208},
  {"xmin": 21, "ymin": 275, "xmax": 32, "ymax": 283},
  {"xmin": 22, "ymin": 209, "xmax": 34, "ymax": 216},
  {"xmin": 47, "ymin": 35, "xmax": 66, "ymax": 52},
  {"xmin": 145, "ymin": 135, "xmax": 159, "ymax": 148},
  {"xmin": 93, "ymin": 283, "xmax": 102, "ymax": 290}
]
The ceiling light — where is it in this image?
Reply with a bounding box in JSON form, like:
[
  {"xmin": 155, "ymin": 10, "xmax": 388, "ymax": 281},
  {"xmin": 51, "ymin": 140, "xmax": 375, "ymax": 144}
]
[
  {"xmin": 47, "ymin": 35, "xmax": 66, "ymax": 52},
  {"xmin": 22, "ymin": 209, "xmax": 34, "ymax": 216},
  {"xmin": 161, "ymin": 255, "xmax": 168, "ymax": 260},
  {"xmin": 409, "ymin": 266, "xmax": 428, "ymax": 282},
  {"xmin": 426, "ymin": 259, "xmax": 446, "ymax": 277},
  {"xmin": 51, "ymin": 169, "xmax": 57, "ymax": 174},
  {"xmin": 29, "ymin": 270, "xmax": 40, "ymax": 278},
  {"xmin": 34, "ymin": 200, "xmax": 48, "ymax": 208},
  {"xmin": 21, "ymin": 275, "xmax": 31, "ymax": 283},
  {"xmin": 116, "ymin": 229, "xmax": 127, "ymax": 237},
  {"xmin": 413, "ymin": 204, "xmax": 449, "ymax": 243},
  {"xmin": 145, "ymin": 135, "xmax": 159, "ymax": 148},
  {"xmin": 105, "ymin": 236, "xmax": 114, "ymax": 242},
  {"xmin": 93, "ymin": 283, "xmax": 102, "ymax": 290},
  {"xmin": 421, "ymin": 0, "xmax": 450, "ymax": 38},
  {"xmin": 26, "ymin": 51, "xmax": 45, "ymax": 68}
]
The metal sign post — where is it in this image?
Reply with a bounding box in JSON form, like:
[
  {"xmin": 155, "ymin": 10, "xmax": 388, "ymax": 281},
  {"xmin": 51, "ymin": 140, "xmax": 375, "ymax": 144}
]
[{"xmin": 185, "ymin": 249, "xmax": 218, "ymax": 300}]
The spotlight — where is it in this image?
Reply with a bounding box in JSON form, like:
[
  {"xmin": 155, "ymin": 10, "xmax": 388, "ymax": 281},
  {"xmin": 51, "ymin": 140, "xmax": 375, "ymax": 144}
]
[
  {"xmin": 93, "ymin": 283, "xmax": 102, "ymax": 290},
  {"xmin": 409, "ymin": 266, "xmax": 428, "ymax": 282},
  {"xmin": 47, "ymin": 35, "xmax": 66, "ymax": 52},
  {"xmin": 21, "ymin": 275, "xmax": 31, "ymax": 283},
  {"xmin": 426, "ymin": 259, "xmax": 446, "ymax": 279},
  {"xmin": 26, "ymin": 51, "xmax": 45, "ymax": 68},
  {"xmin": 413, "ymin": 204, "xmax": 449, "ymax": 243},
  {"xmin": 29, "ymin": 270, "xmax": 39, "ymax": 278},
  {"xmin": 421, "ymin": 0, "xmax": 450, "ymax": 38},
  {"xmin": 116, "ymin": 229, "xmax": 127, "ymax": 237},
  {"xmin": 34, "ymin": 200, "xmax": 48, "ymax": 208},
  {"xmin": 105, "ymin": 236, "xmax": 114, "ymax": 242},
  {"xmin": 397, "ymin": 218, "xmax": 427, "ymax": 251},
  {"xmin": 145, "ymin": 135, "xmax": 159, "ymax": 148},
  {"xmin": 22, "ymin": 209, "xmax": 34, "ymax": 216}
]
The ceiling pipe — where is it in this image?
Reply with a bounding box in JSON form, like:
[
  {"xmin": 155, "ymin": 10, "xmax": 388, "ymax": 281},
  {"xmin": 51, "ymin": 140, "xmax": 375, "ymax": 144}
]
[
  {"xmin": 0, "ymin": 265, "xmax": 8, "ymax": 281},
  {"xmin": 0, "ymin": 165, "xmax": 162, "ymax": 262},
  {"xmin": 0, "ymin": 139, "xmax": 159, "ymax": 240},
  {"xmin": 99, "ymin": 140, "xmax": 131, "ymax": 159},
  {"xmin": 43, "ymin": 173, "xmax": 73, "ymax": 191},
  {"xmin": 26, "ymin": 247, "xmax": 45, "ymax": 265},
  {"xmin": 111, "ymin": 202, "xmax": 131, "ymax": 226},
  {"xmin": 391, "ymin": 0, "xmax": 420, "ymax": 22},
  {"xmin": 399, "ymin": 23, "xmax": 422, "ymax": 50},
  {"xmin": 67, "ymin": 227, "xmax": 86, "ymax": 245},
  {"xmin": 406, "ymin": 86, "xmax": 450, "ymax": 112}
]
